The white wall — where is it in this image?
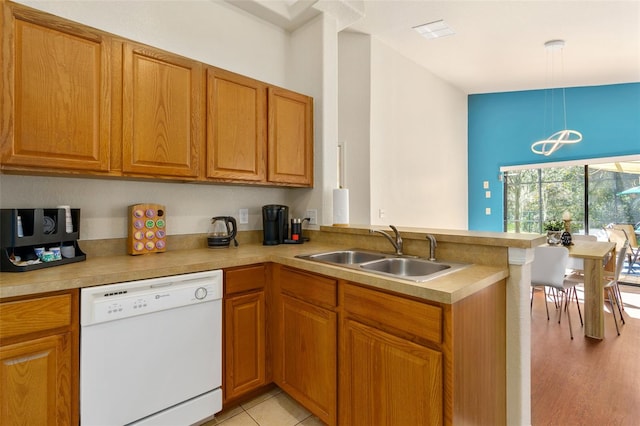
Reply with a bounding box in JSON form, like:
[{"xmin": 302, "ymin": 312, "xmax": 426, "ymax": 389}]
[
  {"xmin": 0, "ymin": 175, "xmax": 289, "ymax": 240},
  {"xmin": 338, "ymin": 32, "xmax": 371, "ymax": 226},
  {"xmin": 14, "ymin": 0, "xmax": 288, "ymax": 85},
  {"xmin": 369, "ymin": 38, "xmax": 468, "ymax": 229},
  {"xmin": 285, "ymin": 13, "xmax": 338, "ymax": 226}
]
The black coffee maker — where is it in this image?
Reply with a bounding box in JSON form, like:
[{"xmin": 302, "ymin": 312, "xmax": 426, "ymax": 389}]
[{"xmin": 262, "ymin": 205, "xmax": 288, "ymax": 245}]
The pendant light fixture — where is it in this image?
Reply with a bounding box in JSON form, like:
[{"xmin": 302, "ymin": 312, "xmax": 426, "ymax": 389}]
[{"xmin": 531, "ymin": 40, "xmax": 582, "ymax": 156}]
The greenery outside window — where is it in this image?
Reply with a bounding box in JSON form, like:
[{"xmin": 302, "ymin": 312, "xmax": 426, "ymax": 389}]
[{"xmin": 503, "ymin": 157, "xmax": 640, "ymax": 235}]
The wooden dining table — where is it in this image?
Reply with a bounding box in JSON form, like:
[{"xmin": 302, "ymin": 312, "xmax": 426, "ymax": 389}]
[{"xmin": 566, "ymin": 240, "xmax": 617, "ymax": 339}]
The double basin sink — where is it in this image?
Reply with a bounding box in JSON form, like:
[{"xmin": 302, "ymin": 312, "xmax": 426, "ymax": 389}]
[{"xmin": 296, "ymin": 249, "xmax": 469, "ymax": 282}]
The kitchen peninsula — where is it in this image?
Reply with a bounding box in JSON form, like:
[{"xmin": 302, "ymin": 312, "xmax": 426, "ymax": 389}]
[{"xmin": 1, "ymin": 226, "xmax": 544, "ymax": 425}]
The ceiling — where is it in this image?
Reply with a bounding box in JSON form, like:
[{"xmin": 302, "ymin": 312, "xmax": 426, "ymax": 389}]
[{"xmin": 226, "ymin": 0, "xmax": 640, "ymax": 94}]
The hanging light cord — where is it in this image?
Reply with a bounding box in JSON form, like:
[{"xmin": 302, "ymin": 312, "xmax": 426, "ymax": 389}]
[{"xmin": 531, "ymin": 40, "xmax": 583, "ymax": 156}]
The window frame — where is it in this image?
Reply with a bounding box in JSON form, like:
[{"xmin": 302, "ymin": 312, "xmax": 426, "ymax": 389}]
[{"xmin": 501, "ymin": 154, "xmax": 640, "ymax": 234}]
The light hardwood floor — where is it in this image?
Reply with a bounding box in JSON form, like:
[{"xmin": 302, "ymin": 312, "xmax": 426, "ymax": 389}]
[{"xmin": 531, "ymin": 283, "xmax": 640, "ymax": 425}]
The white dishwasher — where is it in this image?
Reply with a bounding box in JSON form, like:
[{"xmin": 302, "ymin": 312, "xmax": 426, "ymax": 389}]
[{"xmin": 80, "ymin": 270, "xmax": 223, "ymax": 426}]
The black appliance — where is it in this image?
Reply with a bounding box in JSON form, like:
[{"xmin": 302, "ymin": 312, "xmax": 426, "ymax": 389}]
[
  {"xmin": 287, "ymin": 217, "xmax": 311, "ymax": 244},
  {"xmin": 262, "ymin": 205, "xmax": 288, "ymax": 245}
]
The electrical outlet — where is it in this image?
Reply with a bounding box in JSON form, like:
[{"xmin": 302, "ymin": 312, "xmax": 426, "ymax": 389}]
[
  {"xmin": 379, "ymin": 209, "xmax": 385, "ymax": 219},
  {"xmin": 305, "ymin": 209, "xmax": 318, "ymax": 225},
  {"xmin": 239, "ymin": 208, "xmax": 249, "ymax": 224}
]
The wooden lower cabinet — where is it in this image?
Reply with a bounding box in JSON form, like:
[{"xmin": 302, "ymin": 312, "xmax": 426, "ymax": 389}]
[
  {"xmin": 0, "ymin": 334, "xmax": 73, "ymax": 425},
  {"xmin": 270, "ymin": 267, "xmax": 505, "ymax": 426},
  {"xmin": 341, "ymin": 319, "xmax": 443, "ymax": 425},
  {"xmin": 444, "ymin": 280, "xmax": 507, "ymax": 426},
  {"xmin": 279, "ymin": 295, "xmax": 336, "ymax": 424},
  {"xmin": 223, "ymin": 264, "xmax": 268, "ymax": 405},
  {"xmin": 273, "ymin": 266, "xmax": 337, "ymax": 425},
  {"xmin": 340, "ymin": 282, "xmax": 445, "ymax": 425},
  {"xmin": 0, "ymin": 290, "xmax": 78, "ymax": 426},
  {"xmin": 0, "ymin": 263, "xmax": 504, "ymax": 425},
  {"xmin": 340, "ymin": 280, "xmax": 507, "ymax": 426}
]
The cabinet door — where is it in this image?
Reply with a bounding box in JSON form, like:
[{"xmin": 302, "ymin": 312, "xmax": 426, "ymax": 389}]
[
  {"xmin": 277, "ymin": 294, "xmax": 336, "ymax": 425},
  {"xmin": 224, "ymin": 291, "xmax": 266, "ymax": 402},
  {"xmin": 122, "ymin": 42, "xmax": 203, "ymax": 178},
  {"xmin": 340, "ymin": 319, "xmax": 443, "ymax": 426},
  {"xmin": 1, "ymin": 3, "xmax": 111, "ymax": 172},
  {"xmin": 207, "ymin": 68, "xmax": 266, "ymax": 182},
  {"xmin": 267, "ymin": 87, "xmax": 313, "ymax": 186},
  {"xmin": 0, "ymin": 333, "xmax": 73, "ymax": 425}
]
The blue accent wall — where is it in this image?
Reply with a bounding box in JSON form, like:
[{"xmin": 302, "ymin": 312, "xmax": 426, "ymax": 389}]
[{"xmin": 468, "ymin": 82, "xmax": 640, "ymax": 231}]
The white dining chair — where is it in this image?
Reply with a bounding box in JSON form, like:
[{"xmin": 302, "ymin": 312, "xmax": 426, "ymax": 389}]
[
  {"xmin": 612, "ymin": 224, "xmax": 639, "ymax": 273},
  {"xmin": 531, "ymin": 245, "xmax": 582, "ymax": 339}
]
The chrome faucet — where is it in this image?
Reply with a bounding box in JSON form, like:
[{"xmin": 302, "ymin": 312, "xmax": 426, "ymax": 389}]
[
  {"xmin": 370, "ymin": 225, "xmax": 403, "ymax": 255},
  {"xmin": 425, "ymin": 234, "xmax": 437, "ymax": 261}
]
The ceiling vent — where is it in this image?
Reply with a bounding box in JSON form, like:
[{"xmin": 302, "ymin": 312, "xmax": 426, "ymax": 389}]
[{"xmin": 413, "ymin": 19, "xmax": 455, "ymax": 40}]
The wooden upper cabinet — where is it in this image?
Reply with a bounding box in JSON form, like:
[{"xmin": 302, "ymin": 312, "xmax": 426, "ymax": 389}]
[
  {"xmin": 0, "ymin": 2, "xmax": 111, "ymax": 172},
  {"xmin": 267, "ymin": 87, "xmax": 313, "ymax": 187},
  {"xmin": 1, "ymin": 3, "xmax": 314, "ymax": 185},
  {"xmin": 206, "ymin": 68, "xmax": 266, "ymax": 182},
  {"xmin": 121, "ymin": 42, "xmax": 203, "ymax": 178}
]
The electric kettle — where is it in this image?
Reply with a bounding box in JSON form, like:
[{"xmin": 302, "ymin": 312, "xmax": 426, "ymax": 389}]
[{"xmin": 207, "ymin": 216, "xmax": 238, "ymax": 248}]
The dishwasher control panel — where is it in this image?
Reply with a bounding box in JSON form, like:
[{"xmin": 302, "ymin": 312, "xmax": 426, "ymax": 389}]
[{"xmin": 81, "ymin": 270, "xmax": 222, "ymax": 326}]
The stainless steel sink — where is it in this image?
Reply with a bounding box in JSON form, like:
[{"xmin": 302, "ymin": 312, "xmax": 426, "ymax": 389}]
[
  {"xmin": 296, "ymin": 249, "xmax": 469, "ymax": 282},
  {"xmin": 360, "ymin": 257, "xmax": 450, "ymax": 277},
  {"xmin": 301, "ymin": 250, "xmax": 387, "ymax": 264}
]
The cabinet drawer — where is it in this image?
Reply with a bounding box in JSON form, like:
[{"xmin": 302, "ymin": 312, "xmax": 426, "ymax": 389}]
[
  {"xmin": 343, "ymin": 283, "xmax": 442, "ymax": 345},
  {"xmin": 280, "ymin": 267, "xmax": 337, "ymax": 308},
  {"xmin": 225, "ymin": 264, "xmax": 266, "ymax": 295},
  {"xmin": 0, "ymin": 294, "xmax": 72, "ymax": 340}
]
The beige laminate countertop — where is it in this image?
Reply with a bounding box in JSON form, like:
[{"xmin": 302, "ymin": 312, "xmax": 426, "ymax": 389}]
[{"xmin": 0, "ymin": 242, "xmax": 508, "ymax": 304}]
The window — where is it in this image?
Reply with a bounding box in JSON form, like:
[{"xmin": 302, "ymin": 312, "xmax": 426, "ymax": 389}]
[
  {"xmin": 588, "ymin": 163, "xmax": 640, "ymax": 228},
  {"xmin": 502, "ymin": 157, "xmax": 640, "ymax": 235}
]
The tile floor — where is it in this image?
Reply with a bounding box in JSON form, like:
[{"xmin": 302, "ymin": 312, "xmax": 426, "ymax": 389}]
[{"xmin": 201, "ymin": 388, "xmax": 325, "ymax": 426}]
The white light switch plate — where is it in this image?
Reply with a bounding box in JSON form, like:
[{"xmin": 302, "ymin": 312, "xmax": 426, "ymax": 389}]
[
  {"xmin": 305, "ymin": 209, "xmax": 318, "ymax": 225},
  {"xmin": 239, "ymin": 208, "xmax": 249, "ymax": 224}
]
